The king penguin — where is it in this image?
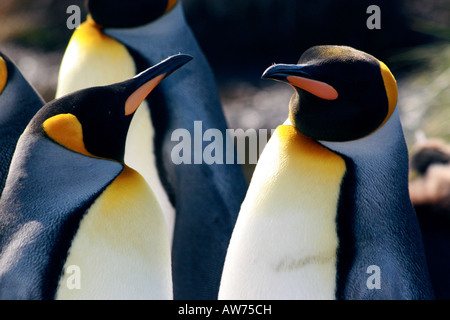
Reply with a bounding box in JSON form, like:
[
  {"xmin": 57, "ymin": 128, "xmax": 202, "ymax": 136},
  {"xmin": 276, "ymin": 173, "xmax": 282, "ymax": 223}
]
[
  {"xmin": 0, "ymin": 54, "xmax": 191, "ymax": 300},
  {"xmin": 56, "ymin": 0, "xmax": 248, "ymax": 300},
  {"xmin": 218, "ymin": 45, "xmax": 434, "ymax": 300},
  {"xmin": 0, "ymin": 52, "xmax": 44, "ymax": 196}
]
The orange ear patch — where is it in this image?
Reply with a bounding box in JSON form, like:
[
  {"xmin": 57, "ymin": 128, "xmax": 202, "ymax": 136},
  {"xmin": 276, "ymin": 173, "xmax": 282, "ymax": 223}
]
[
  {"xmin": 43, "ymin": 113, "xmax": 94, "ymax": 157},
  {"xmin": 0, "ymin": 57, "xmax": 7, "ymax": 94},
  {"xmin": 287, "ymin": 76, "xmax": 338, "ymax": 101},
  {"xmin": 379, "ymin": 60, "xmax": 398, "ymax": 125},
  {"xmin": 166, "ymin": 0, "xmax": 178, "ymax": 12}
]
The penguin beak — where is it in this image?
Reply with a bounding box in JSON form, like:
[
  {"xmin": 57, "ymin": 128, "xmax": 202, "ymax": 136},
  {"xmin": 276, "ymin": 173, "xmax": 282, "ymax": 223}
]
[
  {"xmin": 124, "ymin": 54, "xmax": 193, "ymax": 115},
  {"xmin": 262, "ymin": 64, "xmax": 338, "ymax": 101}
]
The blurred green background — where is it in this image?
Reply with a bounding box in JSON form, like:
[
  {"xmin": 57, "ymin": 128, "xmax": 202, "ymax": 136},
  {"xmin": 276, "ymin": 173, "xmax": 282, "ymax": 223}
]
[{"xmin": 0, "ymin": 0, "xmax": 449, "ymax": 181}]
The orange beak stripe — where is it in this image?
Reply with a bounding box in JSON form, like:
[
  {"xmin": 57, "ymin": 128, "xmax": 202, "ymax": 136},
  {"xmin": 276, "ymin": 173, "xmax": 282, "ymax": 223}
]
[
  {"xmin": 286, "ymin": 76, "xmax": 338, "ymax": 101},
  {"xmin": 125, "ymin": 74, "xmax": 166, "ymax": 116}
]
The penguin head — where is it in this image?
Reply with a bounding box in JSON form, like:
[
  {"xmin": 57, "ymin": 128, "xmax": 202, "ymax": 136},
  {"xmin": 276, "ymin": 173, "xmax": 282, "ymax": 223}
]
[
  {"xmin": 28, "ymin": 54, "xmax": 192, "ymax": 163},
  {"xmin": 262, "ymin": 45, "xmax": 397, "ymax": 142},
  {"xmin": 86, "ymin": 0, "xmax": 179, "ymax": 28}
]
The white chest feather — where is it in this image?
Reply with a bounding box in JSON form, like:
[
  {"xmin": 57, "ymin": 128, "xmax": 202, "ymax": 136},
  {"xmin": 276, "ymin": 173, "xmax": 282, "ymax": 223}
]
[
  {"xmin": 56, "ymin": 166, "xmax": 172, "ymax": 300},
  {"xmin": 219, "ymin": 125, "xmax": 346, "ymax": 300},
  {"xmin": 125, "ymin": 106, "xmax": 175, "ymax": 243}
]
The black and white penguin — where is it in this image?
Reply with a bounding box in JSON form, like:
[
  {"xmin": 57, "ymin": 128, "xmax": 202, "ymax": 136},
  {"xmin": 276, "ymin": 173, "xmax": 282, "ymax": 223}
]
[
  {"xmin": 0, "ymin": 54, "xmax": 191, "ymax": 299},
  {"xmin": 0, "ymin": 52, "xmax": 44, "ymax": 196},
  {"xmin": 218, "ymin": 45, "xmax": 434, "ymax": 300},
  {"xmin": 56, "ymin": 0, "xmax": 248, "ymax": 299}
]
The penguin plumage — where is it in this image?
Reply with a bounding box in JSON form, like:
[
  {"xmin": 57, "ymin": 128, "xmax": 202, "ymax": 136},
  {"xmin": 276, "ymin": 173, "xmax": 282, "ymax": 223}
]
[
  {"xmin": 0, "ymin": 52, "xmax": 45, "ymax": 196},
  {"xmin": 219, "ymin": 45, "xmax": 434, "ymax": 300},
  {"xmin": 0, "ymin": 54, "xmax": 191, "ymax": 299},
  {"xmin": 56, "ymin": 0, "xmax": 248, "ymax": 299}
]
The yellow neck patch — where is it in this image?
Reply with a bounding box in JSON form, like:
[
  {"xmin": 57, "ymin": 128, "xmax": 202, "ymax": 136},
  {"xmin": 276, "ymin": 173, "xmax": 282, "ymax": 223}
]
[
  {"xmin": 43, "ymin": 113, "xmax": 94, "ymax": 157},
  {"xmin": 55, "ymin": 15, "xmax": 136, "ymax": 98},
  {"xmin": 166, "ymin": 0, "xmax": 178, "ymax": 13},
  {"xmin": 0, "ymin": 57, "xmax": 7, "ymax": 94},
  {"xmin": 277, "ymin": 125, "xmax": 346, "ymax": 176},
  {"xmin": 73, "ymin": 16, "xmax": 116, "ymax": 47},
  {"xmin": 378, "ymin": 60, "xmax": 398, "ymax": 128}
]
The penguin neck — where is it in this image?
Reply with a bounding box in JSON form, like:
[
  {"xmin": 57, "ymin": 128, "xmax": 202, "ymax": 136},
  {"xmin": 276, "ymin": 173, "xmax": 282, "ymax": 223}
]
[
  {"xmin": 320, "ymin": 108, "xmax": 411, "ymax": 222},
  {"xmin": 320, "ymin": 108, "xmax": 406, "ymax": 161},
  {"xmin": 124, "ymin": 102, "xmax": 176, "ymax": 243},
  {"xmin": 319, "ymin": 108, "xmax": 410, "ymax": 186},
  {"xmin": 283, "ymin": 108, "xmax": 410, "ymax": 193},
  {"xmin": 104, "ymin": 2, "xmax": 185, "ymax": 43}
]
